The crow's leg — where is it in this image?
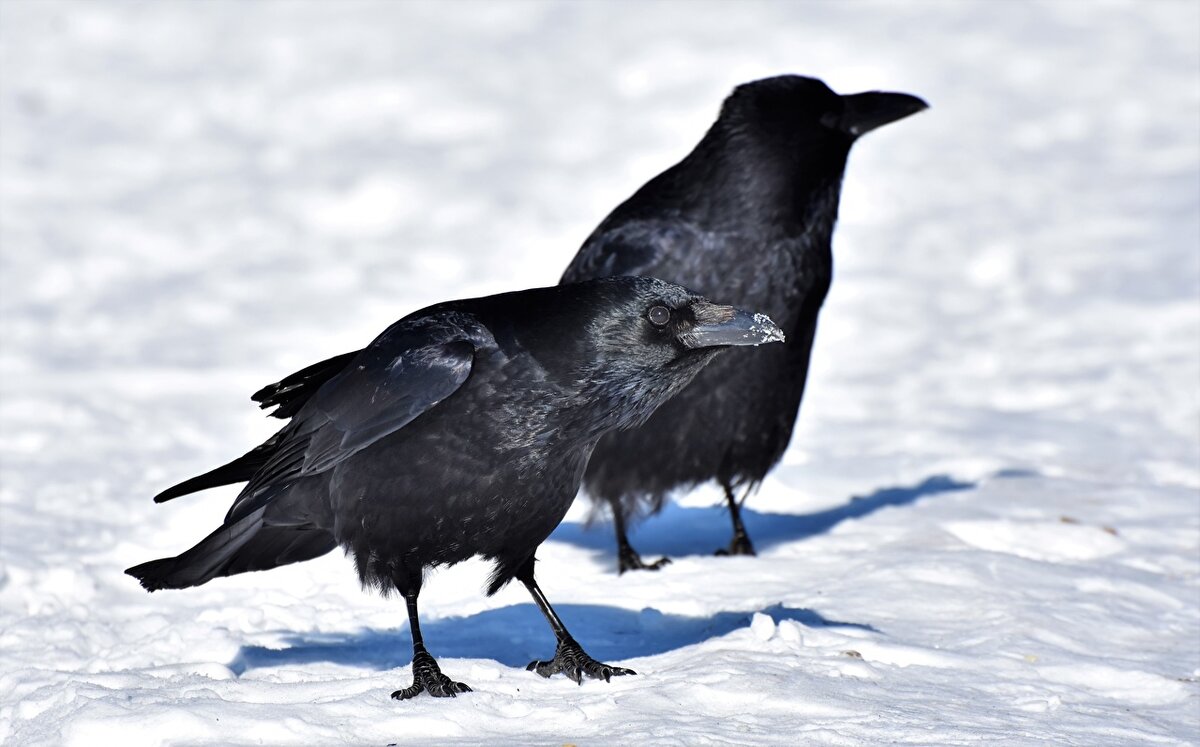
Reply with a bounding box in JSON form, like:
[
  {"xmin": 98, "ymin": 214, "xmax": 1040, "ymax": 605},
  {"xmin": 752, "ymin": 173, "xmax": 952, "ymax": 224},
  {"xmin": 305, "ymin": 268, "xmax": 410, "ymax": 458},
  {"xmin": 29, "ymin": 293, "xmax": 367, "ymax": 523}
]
[
  {"xmin": 611, "ymin": 497, "xmax": 670, "ymax": 574},
  {"xmin": 517, "ymin": 556, "xmax": 636, "ymax": 684},
  {"xmin": 391, "ymin": 588, "xmax": 471, "ymax": 700},
  {"xmin": 715, "ymin": 481, "xmax": 756, "ymax": 556}
]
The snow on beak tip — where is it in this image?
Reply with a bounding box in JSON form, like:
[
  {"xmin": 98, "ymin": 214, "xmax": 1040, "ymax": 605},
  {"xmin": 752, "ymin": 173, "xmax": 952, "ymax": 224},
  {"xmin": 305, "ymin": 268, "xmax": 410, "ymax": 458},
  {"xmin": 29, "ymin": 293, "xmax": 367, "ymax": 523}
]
[
  {"xmin": 750, "ymin": 312, "xmax": 786, "ymax": 345},
  {"xmin": 682, "ymin": 308, "xmax": 785, "ymax": 348}
]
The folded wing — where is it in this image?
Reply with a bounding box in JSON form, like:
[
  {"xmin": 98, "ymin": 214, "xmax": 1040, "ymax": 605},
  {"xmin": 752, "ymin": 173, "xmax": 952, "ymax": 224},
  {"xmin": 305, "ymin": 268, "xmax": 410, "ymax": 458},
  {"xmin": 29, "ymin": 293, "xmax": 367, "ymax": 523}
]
[{"xmin": 227, "ymin": 316, "xmax": 477, "ymax": 524}]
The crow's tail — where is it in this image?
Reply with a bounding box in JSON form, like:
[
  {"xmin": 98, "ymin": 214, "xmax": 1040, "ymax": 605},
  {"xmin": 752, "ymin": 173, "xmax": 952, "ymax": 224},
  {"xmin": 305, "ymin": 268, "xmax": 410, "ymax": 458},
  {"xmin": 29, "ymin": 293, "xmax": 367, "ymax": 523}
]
[{"xmin": 125, "ymin": 507, "xmax": 336, "ymax": 591}]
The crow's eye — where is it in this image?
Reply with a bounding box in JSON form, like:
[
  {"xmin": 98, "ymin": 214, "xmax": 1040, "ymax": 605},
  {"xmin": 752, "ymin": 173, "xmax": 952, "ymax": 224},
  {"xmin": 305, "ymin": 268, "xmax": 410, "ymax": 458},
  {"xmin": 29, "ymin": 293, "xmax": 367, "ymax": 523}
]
[{"xmin": 647, "ymin": 305, "xmax": 671, "ymax": 326}]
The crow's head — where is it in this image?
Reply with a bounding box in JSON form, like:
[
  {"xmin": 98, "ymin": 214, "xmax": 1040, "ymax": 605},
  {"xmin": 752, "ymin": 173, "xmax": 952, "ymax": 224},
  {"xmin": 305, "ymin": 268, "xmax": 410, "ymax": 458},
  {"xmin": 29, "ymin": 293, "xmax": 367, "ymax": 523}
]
[
  {"xmin": 561, "ymin": 276, "xmax": 784, "ymax": 434},
  {"xmin": 716, "ymin": 74, "xmax": 927, "ymax": 161}
]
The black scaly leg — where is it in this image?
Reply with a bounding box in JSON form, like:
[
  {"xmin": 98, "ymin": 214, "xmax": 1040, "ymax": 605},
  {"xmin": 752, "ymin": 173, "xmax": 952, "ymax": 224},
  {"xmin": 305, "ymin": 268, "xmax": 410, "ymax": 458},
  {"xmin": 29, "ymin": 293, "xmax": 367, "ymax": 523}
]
[
  {"xmin": 517, "ymin": 555, "xmax": 636, "ymax": 684},
  {"xmin": 391, "ymin": 589, "xmax": 472, "ymax": 700},
  {"xmin": 611, "ymin": 497, "xmax": 670, "ymax": 574},
  {"xmin": 715, "ymin": 481, "xmax": 756, "ymax": 556}
]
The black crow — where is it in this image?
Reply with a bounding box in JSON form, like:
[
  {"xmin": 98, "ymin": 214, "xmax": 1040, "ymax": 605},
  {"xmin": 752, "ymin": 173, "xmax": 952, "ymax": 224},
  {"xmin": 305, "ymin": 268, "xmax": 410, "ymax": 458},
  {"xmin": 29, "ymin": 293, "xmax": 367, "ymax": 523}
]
[
  {"xmin": 560, "ymin": 75, "xmax": 928, "ymax": 571},
  {"xmin": 127, "ymin": 276, "xmax": 782, "ymax": 700}
]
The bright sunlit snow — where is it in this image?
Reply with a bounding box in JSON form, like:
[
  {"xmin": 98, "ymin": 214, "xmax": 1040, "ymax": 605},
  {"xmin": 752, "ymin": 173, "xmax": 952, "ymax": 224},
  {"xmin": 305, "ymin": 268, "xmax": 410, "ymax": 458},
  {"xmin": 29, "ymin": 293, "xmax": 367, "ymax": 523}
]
[{"xmin": 1, "ymin": 1, "xmax": 1197, "ymax": 745}]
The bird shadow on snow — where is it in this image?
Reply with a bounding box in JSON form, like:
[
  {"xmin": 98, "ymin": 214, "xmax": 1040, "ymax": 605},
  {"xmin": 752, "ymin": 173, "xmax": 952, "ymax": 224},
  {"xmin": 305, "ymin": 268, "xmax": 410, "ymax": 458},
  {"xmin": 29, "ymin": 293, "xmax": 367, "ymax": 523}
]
[
  {"xmin": 549, "ymin": 474, "xmax": 976, "ymax": 561},
  {"xmin": 230, "ymin": 474, "xmax": 973, "ymax": 676},
  {"xmin": 230, "ymin": 603, "xmax": 873, "ymax": 675}
]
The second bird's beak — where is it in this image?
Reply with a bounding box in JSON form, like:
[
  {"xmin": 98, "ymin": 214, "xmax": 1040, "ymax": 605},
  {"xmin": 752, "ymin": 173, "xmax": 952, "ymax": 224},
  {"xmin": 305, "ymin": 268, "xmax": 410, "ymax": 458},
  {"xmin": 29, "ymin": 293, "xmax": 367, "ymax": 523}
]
[
  {"xmin": 837, "ymin": 91, "xmax": 929, "ymax": 137},
  {"xmin": 680, "ymin": 304, "xmax": 785, "ymax": 349}
]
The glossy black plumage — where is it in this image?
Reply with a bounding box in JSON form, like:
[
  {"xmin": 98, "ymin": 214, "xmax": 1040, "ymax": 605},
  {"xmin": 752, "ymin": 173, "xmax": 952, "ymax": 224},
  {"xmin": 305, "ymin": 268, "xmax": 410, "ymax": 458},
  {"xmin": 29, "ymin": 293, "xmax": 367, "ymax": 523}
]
[
  {"xmin": 560, "ymin": 75, "xmax": 928, "ymax": 570},
  {"xmin": 127, "ymin": 276, "xmax": 782, "ymax": 699}
]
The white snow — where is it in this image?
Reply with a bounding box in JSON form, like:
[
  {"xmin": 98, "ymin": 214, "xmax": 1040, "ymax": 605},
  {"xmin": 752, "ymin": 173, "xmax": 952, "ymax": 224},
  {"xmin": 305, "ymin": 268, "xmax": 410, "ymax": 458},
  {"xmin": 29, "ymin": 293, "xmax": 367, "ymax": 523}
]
[{"xmin": 1, "ymin": 1, "xmax": 1198, "ymax": 745}]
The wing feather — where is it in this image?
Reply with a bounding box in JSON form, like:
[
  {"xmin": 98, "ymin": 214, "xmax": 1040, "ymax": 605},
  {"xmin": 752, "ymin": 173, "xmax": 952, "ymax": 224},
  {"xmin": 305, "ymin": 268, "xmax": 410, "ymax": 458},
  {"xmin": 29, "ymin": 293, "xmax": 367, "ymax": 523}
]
[{"xmin": 225, "ymin": 315, "xmax": 478, "ymax": 523}]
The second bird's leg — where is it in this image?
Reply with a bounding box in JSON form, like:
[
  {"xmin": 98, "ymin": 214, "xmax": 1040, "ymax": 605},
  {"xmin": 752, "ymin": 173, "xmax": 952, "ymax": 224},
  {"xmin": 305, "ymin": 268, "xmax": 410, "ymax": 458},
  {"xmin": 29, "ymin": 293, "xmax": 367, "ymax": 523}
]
[
  {"xmin": 391, "ymin": 589, "xmax": 472, "ymax": 700},
  {"xmin": 611, "ymin": 497, "xmax": 670, "ymax": 574},
  {"xmin": 715, "ymin": 481, "xmax": 756, "ymax": 556},
  {"xmin": 517, "ymin": 556, "xmax": 636, "ymax": 684}
]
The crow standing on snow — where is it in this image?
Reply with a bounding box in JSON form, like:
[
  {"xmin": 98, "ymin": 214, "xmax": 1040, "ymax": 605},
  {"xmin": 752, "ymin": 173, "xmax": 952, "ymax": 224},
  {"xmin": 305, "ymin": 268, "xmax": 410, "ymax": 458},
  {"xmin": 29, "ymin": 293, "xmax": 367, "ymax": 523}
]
[
  {"xmin": 560, "ymin": 75, "xmax": 927, "ymax": 571},
  {"xmin": 127, "ymin": 277, "xmax": 782, "ymax": 699}
]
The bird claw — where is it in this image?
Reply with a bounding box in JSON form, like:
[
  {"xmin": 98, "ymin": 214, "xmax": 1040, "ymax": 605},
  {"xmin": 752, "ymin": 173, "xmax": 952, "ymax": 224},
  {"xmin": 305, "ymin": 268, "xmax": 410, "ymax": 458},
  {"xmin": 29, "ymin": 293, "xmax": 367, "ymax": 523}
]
[
  {"xmin": 617, "ymin": 548, "xmax": 671, "ymax": 574},
  {"xmin": 715, "ymin": 533, "xmax": 756, "ymax": 557},
  {"xmin": 526, "ymin": 637, "xmax": 635, "ymax": 684},
  {"xmin": 391, "ymin": 649, "xmax": 472, "ymax": 700}
]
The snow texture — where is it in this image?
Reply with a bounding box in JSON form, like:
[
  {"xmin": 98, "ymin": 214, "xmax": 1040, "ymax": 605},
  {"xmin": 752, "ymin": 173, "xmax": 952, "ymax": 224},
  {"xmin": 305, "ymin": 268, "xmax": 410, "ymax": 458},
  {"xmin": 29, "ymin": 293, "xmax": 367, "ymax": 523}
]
[{"xmin": 1, "ymin": 1, "xmax": 1198, "ymax": 745}]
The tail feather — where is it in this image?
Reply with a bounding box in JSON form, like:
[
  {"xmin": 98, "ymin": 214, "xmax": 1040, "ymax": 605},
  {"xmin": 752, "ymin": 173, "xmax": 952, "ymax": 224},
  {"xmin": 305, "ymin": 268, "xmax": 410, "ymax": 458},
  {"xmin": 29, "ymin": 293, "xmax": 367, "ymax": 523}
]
[{"xmin": 125, "ymin": 507, "xmax": 336, "ymax": 591}]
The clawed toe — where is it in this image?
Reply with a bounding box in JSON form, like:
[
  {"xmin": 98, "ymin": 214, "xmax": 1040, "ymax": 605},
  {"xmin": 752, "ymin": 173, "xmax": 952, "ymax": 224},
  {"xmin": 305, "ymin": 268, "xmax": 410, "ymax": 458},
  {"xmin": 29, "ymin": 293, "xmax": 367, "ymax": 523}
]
[
  {"xmin": 426, "ymin": 678, "xmax": 472, "ymax": 698},
  {"xmin": 618, "ymin": 550, "xmax": 672, "ymax": 574},
  {"xmin": 391, "ymin": 674, "xmax": 471, "ymax": 700},
  {"xmin": 527, "ymin": 638, "xmax": 635, "ymax": 685},
  {"xmin": 392, "ymin": 649, "xmax": 471, "ymax": 701},
  {"xmin": 588, "ymin": 662, "xmax": 636, "ymax": 683}
]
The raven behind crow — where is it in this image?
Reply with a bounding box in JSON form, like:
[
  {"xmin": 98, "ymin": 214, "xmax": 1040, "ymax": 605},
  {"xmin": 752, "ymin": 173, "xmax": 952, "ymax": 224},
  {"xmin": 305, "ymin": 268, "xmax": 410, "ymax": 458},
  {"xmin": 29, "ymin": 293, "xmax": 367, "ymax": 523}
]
[
  {"xmin": 560, "ymin": 75, "xmax": 928, "ymax": 571},
  {"xmin": 127, "ymin": 277, "xmax": 782, "ymax": 699}
]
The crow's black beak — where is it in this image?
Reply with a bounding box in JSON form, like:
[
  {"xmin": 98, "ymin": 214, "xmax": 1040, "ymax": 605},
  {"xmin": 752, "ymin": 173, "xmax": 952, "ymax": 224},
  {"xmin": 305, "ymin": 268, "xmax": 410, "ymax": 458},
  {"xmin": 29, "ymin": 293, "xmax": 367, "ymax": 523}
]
[
  {"xmin": 681, "ymin": 305, "xmax": 785, "ymax": 349},
  {"xmin": 838, "ymin": 91, "xmax": 929, "ymax": 137}
]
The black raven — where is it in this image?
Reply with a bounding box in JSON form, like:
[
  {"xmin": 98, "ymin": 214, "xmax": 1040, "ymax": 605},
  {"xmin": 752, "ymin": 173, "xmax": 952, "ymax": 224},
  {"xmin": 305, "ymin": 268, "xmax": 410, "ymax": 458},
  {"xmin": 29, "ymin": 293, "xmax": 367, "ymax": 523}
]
[
  {"xmin": 560, "ymin": 75, "xmax": 928, "ymax": 571},
  {"xmin": 127, "ymin": 277, "xmax": 782, "ymax": 699}
]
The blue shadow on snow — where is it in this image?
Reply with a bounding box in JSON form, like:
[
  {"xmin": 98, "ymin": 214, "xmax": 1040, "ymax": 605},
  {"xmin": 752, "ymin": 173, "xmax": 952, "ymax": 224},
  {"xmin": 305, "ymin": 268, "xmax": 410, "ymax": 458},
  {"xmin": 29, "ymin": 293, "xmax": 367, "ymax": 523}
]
[
  {"xmin": 230, "ymin": 603, "xmax": 875, "ymax": 675},
  {"xmin": 549, "ymin": 474, "xmax": 975, "ymax": 559},
  {"xmin": 230, "ymin": 474, "xmax": 971, "ymax": 676}
]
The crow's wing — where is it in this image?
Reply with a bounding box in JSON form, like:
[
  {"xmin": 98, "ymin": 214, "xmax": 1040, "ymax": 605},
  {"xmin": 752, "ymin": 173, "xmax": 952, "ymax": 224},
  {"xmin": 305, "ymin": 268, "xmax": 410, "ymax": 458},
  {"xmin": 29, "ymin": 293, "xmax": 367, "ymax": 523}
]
[
  {"xmin": 301, "ymin": 338, "xmax": 476, "ymax": 472},
  {"xmin": 152, "ymin": 351, "xmax": 364, "ymax": 503},
  {"xmin": 226, "ymin": 314, "xmax": 477, "ymax": 523},
  {"xmin": 252, "ymin": 350, "xmax": 361, "ymax": 419},
  {"xmin": 561, "ymin": 220, "xmax": 709, "ymax": 284}
]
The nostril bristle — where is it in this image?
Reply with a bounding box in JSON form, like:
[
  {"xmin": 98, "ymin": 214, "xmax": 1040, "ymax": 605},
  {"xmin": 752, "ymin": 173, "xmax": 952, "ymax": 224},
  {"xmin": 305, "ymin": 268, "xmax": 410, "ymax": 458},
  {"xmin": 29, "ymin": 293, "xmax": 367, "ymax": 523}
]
[{"xmin": 691, "ymin": 301, "xmax": 736, "ymax": 325}]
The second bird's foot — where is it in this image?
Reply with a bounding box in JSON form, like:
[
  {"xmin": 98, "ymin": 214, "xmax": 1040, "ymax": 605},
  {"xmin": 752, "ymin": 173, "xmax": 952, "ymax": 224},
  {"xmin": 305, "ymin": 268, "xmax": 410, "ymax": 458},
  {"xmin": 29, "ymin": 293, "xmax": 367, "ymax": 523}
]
[
  {"xmin": 617, "ymin": 548, "xmax": 671, "ymax": 574},
  {"xmin": 391, "ymin": 649, "xmax": 472, "ymax": 700},
  {"xmin": 526, "ymin": 637, "xmax": 636, "ymax": 684},
  {"xmin": 715, "ymin": 534, "xmax": 756, "ymax": 557}
]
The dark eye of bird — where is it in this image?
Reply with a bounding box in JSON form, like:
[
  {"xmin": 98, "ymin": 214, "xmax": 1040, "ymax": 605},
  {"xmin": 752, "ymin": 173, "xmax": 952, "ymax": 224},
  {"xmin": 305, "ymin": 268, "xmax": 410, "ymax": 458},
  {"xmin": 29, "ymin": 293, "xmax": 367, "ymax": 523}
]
[{"xmin": 647, "ymin": 305, "xmax": 671, "ymax": 326}]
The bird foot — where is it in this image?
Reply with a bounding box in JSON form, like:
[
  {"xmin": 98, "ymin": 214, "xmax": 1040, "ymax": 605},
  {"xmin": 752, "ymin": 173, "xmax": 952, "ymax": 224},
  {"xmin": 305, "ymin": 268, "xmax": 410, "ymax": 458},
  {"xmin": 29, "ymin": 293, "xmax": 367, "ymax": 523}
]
[
  {"xmin": 391, "ymin": 649, "xmax": 472, "ymax": 700},
  {"xmin": 617, "ymin": 547, "xmax": 671, "ymax": 574},
  {"xmin": 715, "ymin": 533, "xmax": 756, "ymax": 556},
  {"xmin": 526, "ymin": 637, "xmax": 636, "ymax": 684}
]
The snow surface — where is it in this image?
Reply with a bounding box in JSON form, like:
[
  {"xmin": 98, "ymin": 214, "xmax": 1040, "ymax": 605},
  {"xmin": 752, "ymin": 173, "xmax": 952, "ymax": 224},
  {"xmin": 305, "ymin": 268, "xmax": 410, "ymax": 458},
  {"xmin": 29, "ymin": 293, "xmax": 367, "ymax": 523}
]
[{"xmin": 2, "ymin": 1, "xmax": 1198, "ymax": 745}]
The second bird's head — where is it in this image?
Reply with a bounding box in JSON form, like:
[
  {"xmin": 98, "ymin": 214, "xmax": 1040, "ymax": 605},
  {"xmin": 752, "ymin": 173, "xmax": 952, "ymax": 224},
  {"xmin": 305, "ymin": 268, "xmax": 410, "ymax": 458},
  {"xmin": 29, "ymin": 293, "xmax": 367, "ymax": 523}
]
[
  {"xmin": 713, "ymin": 74, "xmax": 928, "ymax": 165},
  {"xmin": 506, "ymin": 276, "xmax": 784, "ymax": 433}
]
